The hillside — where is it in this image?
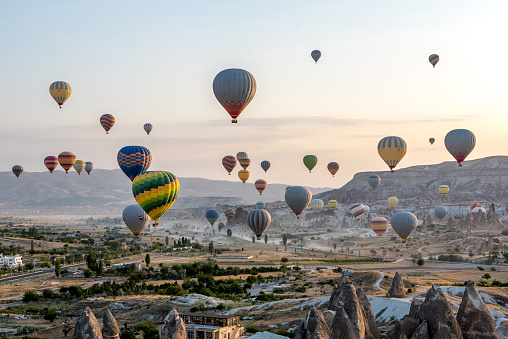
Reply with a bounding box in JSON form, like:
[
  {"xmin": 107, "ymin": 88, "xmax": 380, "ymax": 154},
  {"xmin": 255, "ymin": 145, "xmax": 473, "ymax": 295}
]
[{"xmin": 315, "ymin": 156, "xmax": 508, "ymax": 208}]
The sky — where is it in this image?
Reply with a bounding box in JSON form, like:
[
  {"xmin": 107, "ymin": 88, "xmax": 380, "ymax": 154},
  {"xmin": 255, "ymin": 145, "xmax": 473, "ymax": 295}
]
[{"xmin": 1, "ymin": 0, "xmax": 508, "ymax": 189}]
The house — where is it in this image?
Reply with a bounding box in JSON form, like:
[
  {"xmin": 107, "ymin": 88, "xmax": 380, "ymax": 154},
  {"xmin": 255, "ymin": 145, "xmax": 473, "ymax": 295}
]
[
  {"xmin": 0, "ymin": 254, "xmax": 23, "ymax": 268},
  {"xmin": 180, "ymin": 313, "xmax": 244, "ymax": 339}
]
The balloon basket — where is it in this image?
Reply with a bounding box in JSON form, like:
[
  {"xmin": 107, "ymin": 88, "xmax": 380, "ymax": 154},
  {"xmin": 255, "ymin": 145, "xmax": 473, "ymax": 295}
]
[{"xmin": 232, "ymin": 119, "xmax": 238, "ymax": 123}]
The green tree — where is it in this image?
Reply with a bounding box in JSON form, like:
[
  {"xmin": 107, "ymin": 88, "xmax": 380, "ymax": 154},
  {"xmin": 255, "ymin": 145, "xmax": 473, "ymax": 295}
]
[
  {"xmin": 44, "ymin": 309, "xmax": 59, "ymax": 322},
  {"xmin": 283, "ymin": 234, "xmax": 288, "ymax": 247},
  {"xmin": 252, "ymin": 236, "xmax": 256, "ymax": 243},
  {"xmin": 23, "ymin": 290, "xmax": 40, "ymax": 302},
  {"xmin": 281, "ymin": 257, "xmax": 289, "ymax": 263},
  {"xmin": 264, "ymin": 234, "xmax": 268, "ymax": 244},
  {"xmin": 145, "ymin": 254, "xmax": 150, "ymax": 267},
  {"xmin": 482, "ymin": 273, "xmax": 491, "ymax": 280},
  {"xmin": 227, "ymin": 229, "xmax": 232, "ymax": 237},
  {"xmin": 136, "ymin": 321, "xmax": 159, "ymax": 339},
  {"xmin": 55, "ymin": 261, "xmax": 61, "ymax": 278},
  {"xmin": 30, "ymin": 240, "xmax": 34, "ymax": 252},
  {"xmin": 333, "ymin": 243, "xmax": 337, "ymax": 251},
  {"xmin": 120, "ymin": 329, "xmax": 138, "ymax": 339},
  {"xmin": 417, "ymin": 259, "xmax": 425, "ymax": 266},
  {"xmin": 84, "ymin": 269, "xmax": 92, "ymax": 278},
  {"xmin": 165, "ymin": 236, "xmax": 169, "ymax": 246},
  {"xmin": 208, "ymin": 242, "xmax": 214, "ymax": 255},
  {"xmin": 25, "ymin": 263, "xmax": 35, "ymax": 270}
]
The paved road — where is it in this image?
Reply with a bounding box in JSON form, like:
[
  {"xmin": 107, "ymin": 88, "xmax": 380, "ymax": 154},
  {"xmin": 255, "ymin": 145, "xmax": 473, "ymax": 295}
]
[{"xmin": 0, "ymin": 263, "xmax": 86, "ymax": 284}]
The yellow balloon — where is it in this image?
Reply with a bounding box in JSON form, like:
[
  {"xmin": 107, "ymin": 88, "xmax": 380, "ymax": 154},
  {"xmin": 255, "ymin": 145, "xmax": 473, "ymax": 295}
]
[
  {"xmin": 378, "ymin": 136, "xmax": 407, "ymax": 172},
  {"xmin": 238, "ymin": 169, "xmax": 250, "ymax": 184},
  {"xmin": 388, "ymin": 197, "xmax": 398, "ymax": 209},
  {"xmin": 49, "ymin": 81, "xmax": 72, "ymax": 108},
  {"xmin": 438, "ymin": 185, "xmax": 449, "ymax": 196},
  {"xmin": 73, "ymin": 160, "xmax": 85, "ymax": 175},
  {"xmin": 328, "ymin": 200, "xmax": 338, "ymax": 210}
]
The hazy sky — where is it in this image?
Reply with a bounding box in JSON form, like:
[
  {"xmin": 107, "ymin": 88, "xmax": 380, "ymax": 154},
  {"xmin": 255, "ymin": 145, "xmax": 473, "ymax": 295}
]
[{"xmin": 1, "ymin": 1, "xmax": 508, "ymax": 188}]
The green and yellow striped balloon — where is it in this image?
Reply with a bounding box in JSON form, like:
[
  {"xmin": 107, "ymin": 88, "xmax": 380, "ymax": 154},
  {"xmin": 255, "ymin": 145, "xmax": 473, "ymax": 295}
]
[{"xmin": 132, "ymin": 171, "xmax": 179, "ymax": 226}]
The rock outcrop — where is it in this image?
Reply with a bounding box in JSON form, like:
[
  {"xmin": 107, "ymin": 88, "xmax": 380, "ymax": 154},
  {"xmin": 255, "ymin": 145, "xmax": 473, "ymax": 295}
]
[
  {"xmin": 411, "ymin": 320, "xmax": 429, "ymax": 339},
  {"xmin": 487, "ymin": 203, "xmax": 501, "ymax": 225},
  {"xmin": 160, "ymin": 308, "xmax": 187, "ymax": 339},
  {"xmin": 102, "ymin": 308, "xmax": 120, "ymax": 339},
  {"xmin": 305, "ymin": 306, "xmax": 331, "ymax": 339},
  {"xmin": 387, "ymin": 272, "xmax": 406, "ymax": 298},
  {"xmin": 356, "ymin": 288, "xmax": 381, "ymax": 339},
  {"xmin": 456, "ymin": 281, "xmax": 499, "ymax": 339},
  {"xmin": 72, "ymin": 307, "xmax": 103, "ymax": 339}
]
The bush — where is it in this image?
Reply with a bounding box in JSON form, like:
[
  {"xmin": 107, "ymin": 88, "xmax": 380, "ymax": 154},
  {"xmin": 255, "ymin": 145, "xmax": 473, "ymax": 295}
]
[
  {"xmin": 120, "ymin": 329, "xmax": 138, "ymax": 339},
  {"xmin": 43, "ymin": 309, "xmax": 58, "ymax": 322},
  {"xmin": 23, "ymin": 290, "xmax": 40, "ymax": 302},
  {"xmin": 477, "ymin": 266, "xmax": 485, "ymax": 271},
  {"xmin": 281, "ymin": 257, "xmax": 289, "ymax": 263},
  {"xmin": 245, "ymin": 325, "xmax": 260, "ymax": 333}
]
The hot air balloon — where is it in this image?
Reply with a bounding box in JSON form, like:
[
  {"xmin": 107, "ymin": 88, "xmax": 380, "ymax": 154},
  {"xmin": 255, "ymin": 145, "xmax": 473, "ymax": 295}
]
[
  {"xmin": 132, "ymin": 171, "xmax": 179, "ymax": 227},
  {"xmin": 368, "ymin": 175, "xmax": 381, "ymax": 190},
  {"xmin": 238, "ymin": 169, "xmax": 250, "ymax": 184},
  {"xmin": 85, "ymin": 162, "xmax": 93, "ymax": 175},
  {"xmin": 434, "ymin": 206, "xmax": 447, "ymax": 220},
  {"xmin": 12, "ymin": 165, "xmax": 23, "ymax": 178},
  {"xmin": 370, "ymin": 217, "xmax": 389, "ymax": 236},
  {"xmin": 117, "ymin": 146, "xmax": 152, "ymax": 181},
  {"xmin": 327, "ymin": 162, "xmax": 339, "ymax": 177},
  {"xmin": 49, "ymin": 81, "xmax": 72, "ymax": 108},
  {"xmin": 429, "ymin": 54, "xmax": 439, "ymax": 68},
  {"xmin": 328, "ymin": 200, "xmax": 338, "ymax": 210},
  {"xmin": 100, "ymin": 114, "xmax": 115, "ymax": 134},
  {"xmin": 310, "ymin": 199, "xmax": 324, "ymax": 213},
  {"xmin": 429, "ymin": 138, "xmax": 435, "ymax": 145},
  {"xmin": 225, "ymin": 209, "xmax": 236, "ymax": 221},
  {"xmin": 205, "ymin": 209, "xmax": 220, "ymax": 226},
  {"xmin": 73, "ymin": 160, "xmax": 85, "ymax": 175},
  {"xmin": 256, "ymin": 201, "xmax": 265, "ymax": 210},
  {"xmin": 236, "ymin": 152, "xmax": 248, "ymax": 160},
  {"xmin": 285, "ymin": 186, "xmax": 312, "ymax": 218},
  {"xmin": 255, "ymin": 179, "xmax": 267, "ymax": 195},
  {"xmin": 438, "ymin": 185, "xmax": 449, "ymax": 196},
  {"xmin": 248, "ymin": 209, "xmax": 272, "ymax": 239},
  {"xmin": 122, "ymin": 204, "xmax": 151, "ymax": 237},
  {"xmin": 58, "ymin": 151, "xmax": 76, "ymax": 173},
  {"xmin": 44, "ymin": 156, "xmax": 58, "ymax": 173},
  {"xmin": 239, "ymin": 157, "xmax": 251, "ymax": 170},
  {"xmin": 311, "ymin": 50, "xmax": 321, "ymax": 63},
  {"xmin": 286, "ymin": 186, "xmax": 293, "ymax": 191},
  {"xmin": 261, "ymin": 161, "xmax": 271, "ymax": 173},
  {"xmin": 350, "ymin": 203, "xmax": 366, "ymax": 220},
  {"xmin": 378, "ymin": 136, "xmax": 407, "ymax": 172},
  {"xmin": 363, "ymin": 205, "xmax": 370, "ymax": 214},
  {"xmin": 388, "ymin": 197, "xmax": 398, "ymax": 209},
  {"xmin": 303, "ymin": 155, "xmax": 318, "ymax": 173},
  {"xmin": 213, "ymin": 69, "xmax": 256, "ymax": 123},
  {"xmin": 222, "ymin": 156, "xmax": 237, "ymax": 175},
  {"xmin": 390, "ymin": 212, "xmax": 417, "ymax": 242},
  {"xmin": 445, "ymin": 129, "xmax": 476, "ymax": 167},
  {"xmin": 144, "ymin": 123, "xmax": 153, "ymax": 135},
  {"xmin": 470, "ymin": 203, "xmax": 486, "ymax": 217}
]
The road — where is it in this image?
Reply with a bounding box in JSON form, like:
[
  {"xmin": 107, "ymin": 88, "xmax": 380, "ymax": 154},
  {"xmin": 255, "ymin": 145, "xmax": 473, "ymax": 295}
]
[{"xmin": 0, "ymin": 263, "xmax": 86, "ymax": 284}]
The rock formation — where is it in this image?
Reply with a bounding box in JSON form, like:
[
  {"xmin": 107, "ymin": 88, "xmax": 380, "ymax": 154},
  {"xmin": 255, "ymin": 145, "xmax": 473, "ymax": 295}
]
[
  {"xmin": 487, "ymin": 203, "xmax": 501, "ymax": 225},
  {"xmin": 72, "ymin": 307, "xmax": 103, "ymax": 339},
  {"xmin": 305, "ymin": 306, "xmax": 331, "ymax": 339},
  {"xmin": 411, "ymin": 320, "xmax": 429, "ymax": 339},
  {"xmin": 160, "ymin": 308, "xmax": 187, "ymax": 339},
  {"xmin": 387, "ymin": 272, "xmax": 406, "ymax": 298},
  {"xmin": 456, "ymin": 281, "xmax": 499, "ymax": 338},
  {"xmin": 356, "ymin": 288, "xmax": 381, "ymax": 339},
  {"xmin": 102, "ymin": 308, "xmax": 120, "ymax": 339}
]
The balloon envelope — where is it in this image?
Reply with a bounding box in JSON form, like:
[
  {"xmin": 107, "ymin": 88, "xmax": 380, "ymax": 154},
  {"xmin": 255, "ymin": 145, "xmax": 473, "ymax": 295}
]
[
  {"xmin": 378, "ymin": 136, "xmax": 407, "ymax": 172},
  {"xmin": 12, "ymin": 165, "xmax": 23, "ymax": 178},
  {"xmin": 368, "ymin": 175, "xmax": 381, "ymax": 190},
  {"xmin": 117, "ymin": 146, "xmax": 152, "ymax": 181},
  {"xmin": 238, "ymin": 170, "xmax": 250, "ymax": 184},
  {"xmin": 285, "ymin": 186, "xmax": 312, "ymax": 218},
  {"xmin": 255, "ymin": 179, "xmax": 267, "ymax": 195},
  {"xmin": 261, "ymin": 160, "xmax": 271, "ymax": 173},
  {"xmin": 445, "ymin": 129, "xmax": 476, "ymax": 166},
  {"xmin": 239, "ymin": 157, "xmax": 251, "ymax": 170},
  {"xmin": 438, "ymin": 185, "xmax": 449, "ymax": 196},
  {"xmin": 144, "ymin": 123, "xmax": 153, "ymax": 135},
  {"xmin": 58, "ymin": 151, "xmax": 76, "ymax": 173},
  {"xmin": 390, "ymin": 212, "xmax": 417, "ymax": 242},
  {"xmin": 236, "ymin": 152, "xmax": 248, "ymax": 160},
  {"xmin": 371, "ymin": 217, "xmax": 389, "ymax": 236},
  {"xmin": 350, "ymin": 204, "xmax": 365, "ymax": 220},
  {"xmin": 225, "ymin": 209, "xmax": 235, "ymax": 221},
  {"xmin": 213, "ymin": 69, "xmax": 256, "ymax": 123},
  {"xmin": 472, "ymin": 206, "xmax": 486, "ymax": 217},
  {"xmin": 85, "ymin": 162, "xmax": 93, "ymax": 175},
  {"xmin": 434, "ymin": 206, "xmax": 447, "ymax": 219},
  {"xmin": 100, "ymin": 114, "xmax": 115, "ymax": 134},
  {"xmin": 44, "ymin": 156, "xmax": 58, "ymax": 173},
  {"xmin": 311, "ymin": 50, "xmax": 321, "ymax": 63},
  {"xmin": 123, "ymin": 204, "xmax": 150, "ymax": 237},
  {"xmin": 248, "ymin": 209, "xmax": 272, "ymax": 239},
  {"xmin": 205, "ymin": 209, "xmax": 220, "ymax": 226},
  {"xmin": 327, "ymin": 162, "xmax": 339, "ymax": 177},
  {"xmin": 328, "ymin": 200, "xmax": 338, "ymax": 210},
  {"xmin": 388, "ymin": 197, "xmax": 398, "ymax": 209},
  {"xmin": 49, "ymin": 81, "xmax": 72, "ymax": 108},
  {"xmin": 256, "ymin": 201, "xmax": 265, "ymax": 210},
  {"xmin": 222, "ymin": 156, "xmax": 237, "ymax": 175},
  {"xmin": 429, "ymin": 54, "xmax": 439, "ymax": 68},
  {"xmin": 303, "ymin": 155, "xmax": 318, "ymax": 173},
  {"xmin": 429, "ymin": 138, "xmax": 435, "ymax": 145},
  {"xmin": 310, "ymin": 199, "xmax": 324, "ymax": 213},
  {"xmin": 73, "ymin": 160, "xmax": 85, "ymax": 175}
]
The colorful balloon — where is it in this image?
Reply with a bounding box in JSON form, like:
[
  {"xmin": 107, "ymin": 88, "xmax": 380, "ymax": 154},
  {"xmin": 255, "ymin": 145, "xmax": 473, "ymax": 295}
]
[
  {"xmin": 434, "ymin": 206, "xmax": 447, "ymax": 220},
  {"xmin": 310, "ymin": 199, "xmax": 324, "ymax": 213},
  {"xmin": 205, "ymin": 209, "xmax": 220, "ymax": 226},
  {"xmin": 73, "ymin": 160, "xmax": 85, "ymax": 175},
  {"xmin": 388, "ymin": 197, "xmax": 398, "ymax": 209},
  {"xmin": 236, "ymin": 152, "xmax": 248, "ymax": 160},
  {"xmin": 368, "ymin": 175, "xmax": 381, "ymax": 190},
  {"xmin": 350, "ymin": 203, "xmax": 366, "ymax": 220},
  {"xmin": 122, "ymin": 204, "xmax": 151, "ymax": 237},
  {"xmin": 222, "ymin": 156, "xmax": 237, "ymax": 175},
  {"xmin": 12, "ymin": 165, "xmax": 23, "ymax": 178},
  {"xmin": 328, "ymin": 200, "xmax": 338, "ymax": 210},
  {"xmin": 100, "ymin": 114, "xmax": 115, "ymax": 134},
  {"xmin": 248, "ymin": 209, "xmax": 272, "ymax": 239},
  {"xmin": 239, "ymin": 157, "xmax": 251, "ymax": 170},
  {"xmin": 378, "ymin": 136, "xmax": 407, "ymax": 172},
  {"xmin": 285, "ymin": 186, "xmax": 312, "ymax": 219},
  {"xmin": 303, "ymin": 155, "xmax": 318, "ymax": 173},
  {"xmin": 311, "ymin": 50, "xmax": 321, "ymax": 63},
  {"xmin": 44, "ymin": 156, "xmax": 58, "ymax": 173},
  {"xmin": 364, "ymin": 205, "xmax": 370, "ymax": 214},
  {"xmin": 58, "ymin": 151, "xmax": 76, "ymax": 173},
  {"xmin": 327, "ymin": 162, "xmax": 339, "ymax": 177},
  {"xmin": 470, "ymin": 202, "xmax": 482, "ymax": 210},
  {"xmin": 390, "ymin": 212, "xmax": 417, "ymax": 242},
  {"xmin": 132, "ymin": 171, "xmax": 179, "ymax": 226},
  {"xmin": 85, "ymin": 162, "xmax": 93, "ymax": 175},
  {"xmin": 117, "ymin": 146, "xmax": 152, "ymax": 181},
  {"xmin": 49, "ymin": 81, "xmax": 72, "ymax": 108},
  {"xmin": 370, "ymin": 217, "xmax": 389, "ymax": 236},
  {"xmin": 238, "ymin": 169, "xmax": 250, "ymax": 184},
  {"xmin": 445, "ymin": 129, "xmax": 476, "ymax": 167},
  {"xmin": 256, "ymin": 201, "xmax": 265, "ymax": 210},
  {"xmin": 429, "ymin": 54, "xmax": 439, "ymax": 68},
  {"xmin": 213, "ymin": 69, "xmax": 256, "ymax": 123},
  {"xmin": 225, "ymin": 209, "xmax": 236, "ymax": 221},
  {"xmin": 144, "ymin": 123, "xmax": 153, "ymax": 135},
  {"xmin": 261, "ymin": 160, "xmax": 271, "ymax": 173},
  {"xmin": 438, "ymin": 185, "xmax": 449, "ymax": 196},
  {"xmin": 429, "ymin": 138, "xmax": 435, "ymax": 145},
  {"xmin": 255, "ymin": 179, "xmax": 267, "ymax": 195}
]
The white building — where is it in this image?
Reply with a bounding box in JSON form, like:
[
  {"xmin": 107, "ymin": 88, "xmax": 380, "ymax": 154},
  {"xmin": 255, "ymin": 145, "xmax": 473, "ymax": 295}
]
[{"xmin": 0, "ymin": 254, "xmax": 23, "ymax": 268}]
